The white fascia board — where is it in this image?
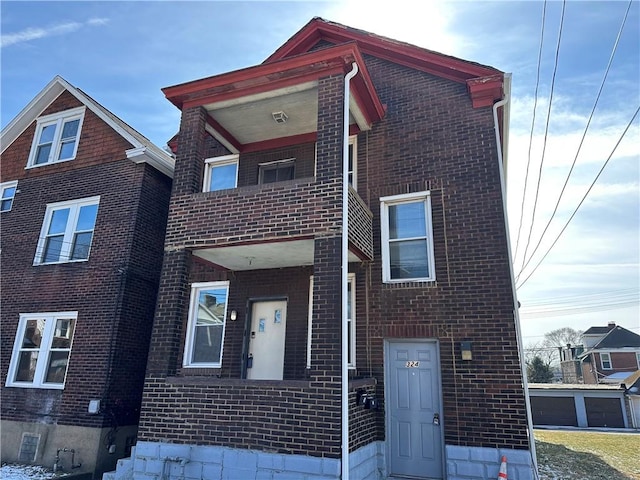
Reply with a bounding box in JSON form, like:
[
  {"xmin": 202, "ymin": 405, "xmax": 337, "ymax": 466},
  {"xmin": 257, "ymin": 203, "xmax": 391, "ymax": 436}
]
[
  {"xmin": 0, "ymin": 76, "xmax": 66, "ymax": 154},
  {"xmin": 126, "ymin": 147, "xmax": 175, "ymax": 178}
]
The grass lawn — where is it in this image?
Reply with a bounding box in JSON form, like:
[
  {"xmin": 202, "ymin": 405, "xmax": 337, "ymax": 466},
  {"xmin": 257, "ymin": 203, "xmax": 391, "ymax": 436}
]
[{"xmin": 535, "ymin": 429, "xmax": 640, "ymax": 479}]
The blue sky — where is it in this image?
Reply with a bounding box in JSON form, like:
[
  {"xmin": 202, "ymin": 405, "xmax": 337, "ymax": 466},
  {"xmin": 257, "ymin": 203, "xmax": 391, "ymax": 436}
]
[{"xmin": 2, "ymin": 1, "xmax": 639, "ymax": 346}]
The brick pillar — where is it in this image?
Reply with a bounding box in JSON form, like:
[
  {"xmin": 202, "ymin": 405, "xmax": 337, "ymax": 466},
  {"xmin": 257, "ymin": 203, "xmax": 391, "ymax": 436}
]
[
  {"xmin": 145, "ymin": 249, "xmax": 191, "ymax": 375},
  {"xmin": 172, "ymin": 105, "xmax": 208, "ymax": 196}
]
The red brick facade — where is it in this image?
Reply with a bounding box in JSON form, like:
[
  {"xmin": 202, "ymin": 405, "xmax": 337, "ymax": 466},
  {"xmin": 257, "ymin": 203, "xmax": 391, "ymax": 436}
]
[
  {"xmin": 0, "ymin": 86, "xmax": 172, "ymax": 475},
  {"xmin": 137, "ymin": 27, "xmax": 530, "ymax": 462}
]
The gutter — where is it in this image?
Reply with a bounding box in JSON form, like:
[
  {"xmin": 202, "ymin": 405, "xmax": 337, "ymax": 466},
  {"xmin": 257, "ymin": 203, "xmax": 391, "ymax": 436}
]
[
  {"xmin": 492, "ymin": 73, "xmax": 539, "ymax": 474},
  {"xmin": 342, "ymin": 61, "xmax": 359, "ymax": 480}
]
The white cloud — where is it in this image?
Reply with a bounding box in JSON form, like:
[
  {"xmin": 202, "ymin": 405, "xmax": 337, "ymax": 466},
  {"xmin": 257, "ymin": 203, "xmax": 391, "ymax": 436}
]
[{"xmin": 1, "ymin": 18, "xmax": 108, "ymax": 48}]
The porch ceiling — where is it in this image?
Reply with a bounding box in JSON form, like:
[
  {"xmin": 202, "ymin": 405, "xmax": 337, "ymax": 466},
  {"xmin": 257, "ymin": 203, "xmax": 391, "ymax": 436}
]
[
  {"xmin": 163, "ymin": 43, "xmax": 385, "ymax": 153},
  {"xmin": 193, "ymin": 239, "xmax": 361, "ymax": 271}
]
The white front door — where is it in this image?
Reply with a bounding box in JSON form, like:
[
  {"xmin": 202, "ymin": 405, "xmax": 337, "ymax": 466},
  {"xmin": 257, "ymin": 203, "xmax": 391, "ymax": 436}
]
[{"xmin": 247, "ymin": 300, "xmax": 287, "ymax": 380}]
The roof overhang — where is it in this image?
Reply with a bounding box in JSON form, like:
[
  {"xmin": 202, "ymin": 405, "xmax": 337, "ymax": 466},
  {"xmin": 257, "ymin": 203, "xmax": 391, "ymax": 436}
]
[
  {"xmin": 163, "ymin": 43, "xmax": 385, "ymax": 153},
  {"xmin": 266, "ymin": 18, "xmax": 503, "ymax": 86}
]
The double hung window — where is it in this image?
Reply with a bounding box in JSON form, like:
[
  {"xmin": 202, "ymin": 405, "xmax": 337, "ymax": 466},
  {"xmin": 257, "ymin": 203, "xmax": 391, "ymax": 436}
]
[
  {"xmin": 203, "ymin": 155, "xmax": 238, "ymax": 192},
  {"xmin": 259, "ymin": 159, "xmax": 295, "ymax": 184},
  {"xmin": 27, "ymin": 107, "xmax": 85, "ymax": 167},
  {"xmin": 34, "ymin": 197, "xmax": 99, "ymax": 265},
  {"xmin": 381, "ymin": 191, "xmax": 435, "ymax": 282},
  {"xmin": 6, "ymin": 312, "xmax": 77, "ymax": 389},
  {"xmin": 183, "ymin": 282, "xmax": 229, "ymax": 367},
  {"xmin": 600, "ymin": 352, "xmax": 612, "ymax": 370},
  {"xmin": 1, "ymin": 181, "xmax": 17, "ymax": 212}
]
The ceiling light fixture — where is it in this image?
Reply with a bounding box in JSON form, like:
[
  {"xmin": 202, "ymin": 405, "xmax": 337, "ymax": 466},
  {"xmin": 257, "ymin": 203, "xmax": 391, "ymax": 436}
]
[{"xmin": 272, "ymin": 111, "xmax": 288, "ymax": 124}]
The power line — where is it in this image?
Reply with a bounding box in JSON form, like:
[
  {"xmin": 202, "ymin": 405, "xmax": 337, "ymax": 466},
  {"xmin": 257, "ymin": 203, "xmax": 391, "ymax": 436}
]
[
  {"xmin": 513, "ymin": 0, "xmax": 547, "ymax": 268},
  {"xmin": 517, "ymin": 105, "xmax": 640, "ymax": 289},
  {"xmin": 521, "ymin": 288, "xmax": 639, "ymax": 307},
  {"xmin": 518, "ymin": 0, "xmax": 634, "ymax": 276},
  {"xmin": 518, "ymin": 0, "xmax": 567, "ymax": 282}
]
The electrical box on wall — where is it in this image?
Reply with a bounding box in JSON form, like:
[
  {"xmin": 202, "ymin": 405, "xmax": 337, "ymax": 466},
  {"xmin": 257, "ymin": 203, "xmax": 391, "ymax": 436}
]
[{"xmin": 88, "ymin": 399, "xmax": 101, "ymax": 414}]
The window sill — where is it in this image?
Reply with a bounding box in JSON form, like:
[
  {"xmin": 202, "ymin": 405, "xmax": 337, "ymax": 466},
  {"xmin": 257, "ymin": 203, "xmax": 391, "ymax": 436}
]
[
  {"xmin": 5, "ymin": 382, "xmax": 64, "ymax": 390},
  {"xmin": 25, "ymin": 158, "xmax": 75, "ymax": 170},
  {"xmin": 33, "ymin": 258, "xmax": 90, "ymax": 267}
]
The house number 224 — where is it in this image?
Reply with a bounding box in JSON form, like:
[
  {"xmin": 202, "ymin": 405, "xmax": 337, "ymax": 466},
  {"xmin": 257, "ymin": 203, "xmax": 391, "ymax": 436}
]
[{"xmin": 405, "ymin": 361, "xmax": 420, "ymax": 368}]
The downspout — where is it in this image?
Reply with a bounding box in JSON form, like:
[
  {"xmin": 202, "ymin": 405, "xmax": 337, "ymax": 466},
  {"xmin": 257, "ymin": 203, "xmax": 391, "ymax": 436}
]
[
  {"xmin": 342, "ymin": 61, "xmax": 358, "ymax": 480},
  {"xmin": 492, "ymin": 73, "xmax": 539, "ymax": 474}
]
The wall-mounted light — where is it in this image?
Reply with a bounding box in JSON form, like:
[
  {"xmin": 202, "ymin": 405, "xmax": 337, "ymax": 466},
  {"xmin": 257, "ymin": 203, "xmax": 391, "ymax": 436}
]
[
  {"xmin": 460, "ymin": 341, "xmax": 473, "ymax": 361},
  {"xmin": 230, "ymin": 310, "xmax": 237, "ymax": 321}
]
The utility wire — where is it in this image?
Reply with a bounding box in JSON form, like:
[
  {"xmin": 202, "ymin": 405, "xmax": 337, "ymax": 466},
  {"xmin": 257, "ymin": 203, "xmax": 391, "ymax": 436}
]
[
  {"xmin": 522, "ymin": 287, "xmax": 639, "ymax": 307},
  {"xmin": 517, "ymin": 105, "xmax": 640, "ymax": 290},
  {"xmin": 518, "ymin": 0, "xmax": 634, "ymax": 275},
  {"xmin": 517, "ymin": 0, "xmax": 567, "ymax": 282},
  {"xmin": 513, "ymin": 0, "xmax": 547, "ymax": 267}
]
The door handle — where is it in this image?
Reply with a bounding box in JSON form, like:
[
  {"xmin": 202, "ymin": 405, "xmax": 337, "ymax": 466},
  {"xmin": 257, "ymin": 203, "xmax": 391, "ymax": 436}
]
[{"xmin": 433, "ymin": 413, "xmax": 440, "ymax": 425}]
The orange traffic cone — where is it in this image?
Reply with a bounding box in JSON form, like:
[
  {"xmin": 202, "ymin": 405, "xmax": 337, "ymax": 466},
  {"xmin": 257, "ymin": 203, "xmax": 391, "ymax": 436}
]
[{"xmin": 497, "ymin": 456, "xmax": 507, "ymax": 479}]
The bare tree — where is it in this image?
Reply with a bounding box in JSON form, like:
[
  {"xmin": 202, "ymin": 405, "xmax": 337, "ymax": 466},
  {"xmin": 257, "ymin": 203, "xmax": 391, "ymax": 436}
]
[
  {"xmin": 543, "ymin": 327, "xmax": 583, "ymax": 348},
  {"xmin": 523, "ymin": 340, "xmax": 556, "ymax": 368}
]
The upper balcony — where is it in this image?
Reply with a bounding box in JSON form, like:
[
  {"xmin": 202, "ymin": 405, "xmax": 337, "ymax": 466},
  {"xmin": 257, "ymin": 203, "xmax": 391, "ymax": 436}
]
[{"xmin": 162, "ymin": 43, "xmax": 384, "ymax": 270}]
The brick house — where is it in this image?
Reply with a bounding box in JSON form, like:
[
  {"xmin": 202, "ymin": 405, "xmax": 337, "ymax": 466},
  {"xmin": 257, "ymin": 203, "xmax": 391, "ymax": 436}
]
[
  {"xmin": 0, "ymin": 76, "xmax": 174, "ymax": 477},
  {"xmin": 561, "ymin": 322, "xmax": 640, "ymax": 385},
  {"xmin": 115, "ymin": 18, "xmax": 535, "ymax": 480}
]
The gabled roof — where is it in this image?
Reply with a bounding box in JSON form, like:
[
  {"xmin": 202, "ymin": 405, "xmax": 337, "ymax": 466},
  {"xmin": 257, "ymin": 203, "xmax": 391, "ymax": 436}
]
[
  {"xmin": 583, "ymin": 326, "xmax": 615, "ymax": 336},
  {"xmin": 0, "ymin": 76, "xmax": 174, "ymax": 177},
  {"xmin": 265, "ymin": 17, "xmax": 504, "ymax": 108},
  {"xmin": 593, "ymin": 325, "xmax": 640, "ymax": 349}
]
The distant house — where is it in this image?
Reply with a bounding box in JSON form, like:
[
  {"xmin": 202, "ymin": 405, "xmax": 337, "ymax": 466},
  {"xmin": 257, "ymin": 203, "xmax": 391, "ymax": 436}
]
[
  {"xmin": 0, "ymin": 76, "xmax": 174, "ymax": 478},
  {"xmin": 106, "ymin": 18, "xmax": 535, "ymax": 480},
  {"xmin": 561, "ymin": 322, "xmax": 640, "ymax": 384}
]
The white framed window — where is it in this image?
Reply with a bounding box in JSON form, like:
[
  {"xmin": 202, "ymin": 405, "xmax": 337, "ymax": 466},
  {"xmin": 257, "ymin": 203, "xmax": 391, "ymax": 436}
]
[
  {"xmin": 348, "ymin": 135, "xmax": 357, "ymax": 189},
  {"xmin": 307, "ymin": 274, "xmax": 356, "ymax": 369},
  {"xmin": 183, "ymin": 281, "xmax": 229, "ymax": 368},
  {"xmin": 6, "ymin": 312, "xmax": 77, "ymax": 389},
  {"xmin": 27, "ymin": 107, "xmax": 85, "ymax": 168},
  {"xmin": 259, "ymin": 158, "xmax": 295, "ymax": 184},
  {"xmin": 34, "ymin": 196, "xmax": 100, "ymax": 265},
  {"xmin": 600, "ymin": 352, "xmax": 612, "ymax": 370},
  {"xmin": 380, "ymin": 191, "xmax": 435, "ymax": 282},
  {"xmin": 1, "ymin": 181, "xmax": 18, "ymax": 212},
  {"xmin": 203, "ymin": 154, "xmax": 238, "ymax": 192},
  {"xmin": 636, "ymin": 352, "xmax": 640, "ymax": 369}
]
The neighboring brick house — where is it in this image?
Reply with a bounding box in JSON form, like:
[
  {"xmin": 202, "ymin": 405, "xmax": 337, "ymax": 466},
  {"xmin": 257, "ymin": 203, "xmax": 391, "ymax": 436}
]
[
  {"xmin": 113, "ymin": 18, "xmax": 535, "ymax": 480},
  {"xmin": 563, "ymin": 322, "xmax": 640, "ymax": 385},
  {"xmin": 0, "ymin": 76, "xmax": 174, "ymax": 477}
]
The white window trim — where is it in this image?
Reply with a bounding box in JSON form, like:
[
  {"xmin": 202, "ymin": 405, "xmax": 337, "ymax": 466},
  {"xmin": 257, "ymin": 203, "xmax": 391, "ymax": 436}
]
[
  {"xmin": 34, "ymin": 196, "xmax": 100, "ymax": 265},
  {"xmin": 1, "ymin": 180, "xmax": 18, "ymax": 212},
  {"xmin": 26, "ymin": 106, "xmax": 85, "ymax": 168},
  {"xmin": 307, "ymin": 274, "xmax": 356, "ymax": 369},
  {"xmin": 636, "ymin": 352, "xmax": 640, "ymax": 369},
  {"xmin": 380, "ymin": 191, "xmax": 436, "ymax": 283},
  {"xmin": 6, "ymin": 312, "xmax": 78, "ymax": 389},
  {"xmin": 348, "ymin": 135, "xmax": 357, "ymax": 189},
  {"xmin": 183, "ymin": 281, "xmax": 229, "ymax": 368},
  {"xmin": 600, "ymin": 352, "xmax": 612, "ymax": 370},
  {"xmin": 203, "ymin": 154, "xmax": 239, "ymax": 192}
]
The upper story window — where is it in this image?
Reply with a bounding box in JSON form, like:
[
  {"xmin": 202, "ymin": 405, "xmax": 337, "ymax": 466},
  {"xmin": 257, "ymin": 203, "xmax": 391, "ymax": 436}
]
[
  {"xmin": 259, "ymin": 158, "xmax": 295, "ymax": 184},
  {"xmin": 1, "ymin": 181, "xmax": 18, "ymax": 212},
  {"xmin": 348, "ymin": 135, "xmax": 357, "ymax": 189},
  {"xmin": 380, "ymin": 191, "xmax": 435, "ymax": 283},
  {"xmin": 203, "ymin": 154, "xmax": 238, "ymax": 192},
  {"xmin": 27, "ymin": 107, "xmax": 85, "ymax": 168},
  {"xmin": 183, "ymin": 281, "xmax": 229, "ymax": 368},
  {"xmin": 600, "ymin": 352, "xmax": 612, "ymax": 370},
  {"xmin": 34, "ymin": 196, "xmax": 99, "ymax": 265},
  {"xmin": 6, "ymin": 312, "xmax": 77, "ymax": 389}
]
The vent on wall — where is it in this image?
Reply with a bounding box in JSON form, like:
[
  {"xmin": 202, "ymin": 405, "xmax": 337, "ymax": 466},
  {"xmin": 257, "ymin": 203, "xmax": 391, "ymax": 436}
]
[{"xmin": 19, "ymin": 433, "xmax": 40, "ymax": 462}]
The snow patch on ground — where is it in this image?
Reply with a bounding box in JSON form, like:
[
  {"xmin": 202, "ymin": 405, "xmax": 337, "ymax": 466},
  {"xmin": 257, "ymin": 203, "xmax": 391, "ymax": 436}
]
[{"xmin": 0, "ymin": 463, "xmax": 62, "ymax": 479}]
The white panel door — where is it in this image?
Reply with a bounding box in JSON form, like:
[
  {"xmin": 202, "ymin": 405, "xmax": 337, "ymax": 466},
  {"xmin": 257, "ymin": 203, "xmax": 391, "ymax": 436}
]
[{"xmin": 247, "ymin": 300, "xmax": 287, "ymax": 380}]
